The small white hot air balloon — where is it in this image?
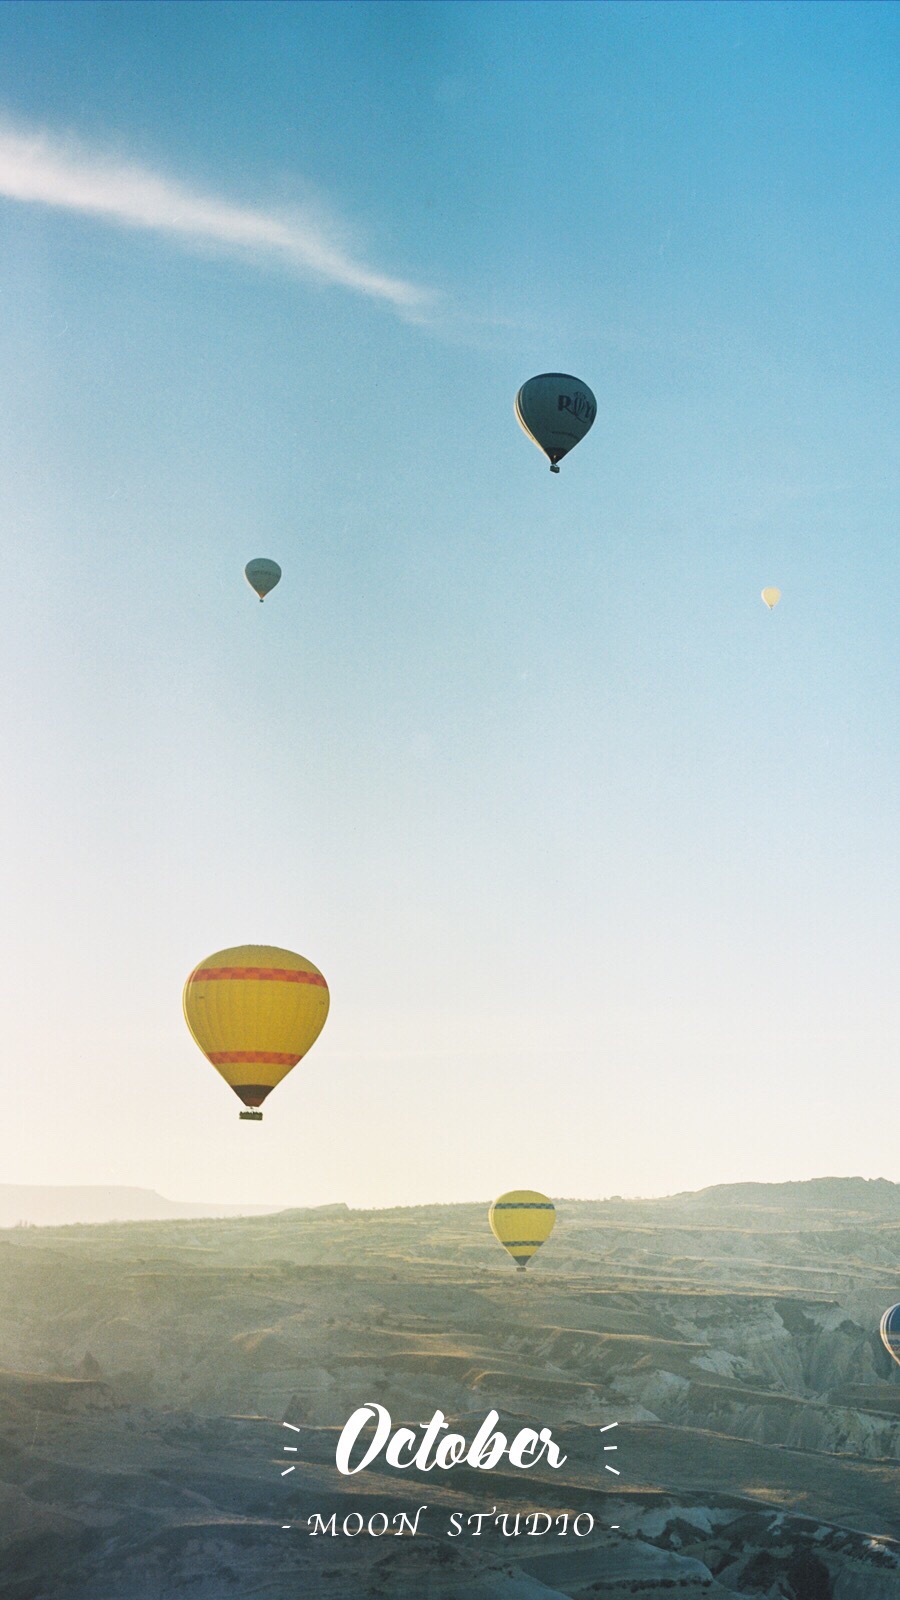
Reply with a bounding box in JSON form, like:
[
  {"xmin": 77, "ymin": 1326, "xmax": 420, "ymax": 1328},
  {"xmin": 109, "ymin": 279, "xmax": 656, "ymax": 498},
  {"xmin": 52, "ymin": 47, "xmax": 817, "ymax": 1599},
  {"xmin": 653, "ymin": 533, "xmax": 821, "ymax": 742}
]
[
  {"xmin": 515, "ymin": 373, "xmax": 596, "ymax": 472},
  {"xmin": 881, "ymin": 1304, "xmax": 900, "ymax": 1369},
  {"xmin": 245, "ymin": 558, "xmax": 282, "ymax": 602},
  {"xmin": 761, "ymin": 587, "xmax": 781, "ymax": 611}
]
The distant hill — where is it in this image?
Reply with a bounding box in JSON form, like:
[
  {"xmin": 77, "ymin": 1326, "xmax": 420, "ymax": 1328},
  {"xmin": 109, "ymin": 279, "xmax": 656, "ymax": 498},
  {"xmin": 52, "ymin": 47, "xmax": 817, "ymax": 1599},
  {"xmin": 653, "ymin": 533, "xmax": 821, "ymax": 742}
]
[
  {"xmin": 2, "ymin": 1177, "xmax": 896, "ymax": 1230},
  {"xmin": 0, "ymin": 1185, "xmax": 284, "ymax": 1228},
  {"xmin": 668, "ymin": 1176, "xmax": 900, "ymax": 1213}
]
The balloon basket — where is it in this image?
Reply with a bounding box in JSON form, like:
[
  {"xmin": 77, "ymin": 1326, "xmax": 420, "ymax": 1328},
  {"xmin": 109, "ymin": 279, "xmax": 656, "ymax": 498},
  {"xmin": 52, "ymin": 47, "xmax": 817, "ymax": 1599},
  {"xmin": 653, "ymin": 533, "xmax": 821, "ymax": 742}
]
[{"xmin": 239, "ymin": 1110, "xmax": 263, "ymax": 1122}]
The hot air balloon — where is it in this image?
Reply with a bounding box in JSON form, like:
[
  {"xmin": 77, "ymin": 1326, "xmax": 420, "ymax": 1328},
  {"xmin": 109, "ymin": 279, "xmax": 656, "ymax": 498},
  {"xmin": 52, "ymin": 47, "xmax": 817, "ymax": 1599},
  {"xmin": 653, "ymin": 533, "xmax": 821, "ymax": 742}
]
[
  {"xmin": 489, "ymin": 1190, "xmax": 556, "ymax": 1271},
  {"xmin": 761, "ymin": 587, "xmax": 781, "ymax": 610},
  {"xmin": 515, "ymin": 374, "xmax": 596, "ymax": 472},
  {"xmin": 245, "ymin": 558, "xmax": 282, "ymax": 601},
  {"xmin": 880, "ymin": 1304, "xmax": 900, "ymax": 1368},
  {"xmin": 183, "ymin": 945, "xmax": 329, "ymax": 1120}
]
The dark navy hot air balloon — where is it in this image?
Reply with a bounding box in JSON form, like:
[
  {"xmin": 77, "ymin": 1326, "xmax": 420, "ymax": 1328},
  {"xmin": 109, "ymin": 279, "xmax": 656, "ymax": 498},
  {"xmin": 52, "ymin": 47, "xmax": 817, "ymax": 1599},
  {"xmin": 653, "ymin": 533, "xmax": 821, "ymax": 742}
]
[{"xmin": 515, "ymin": 374, "xmax": 596, "ymax": 473}]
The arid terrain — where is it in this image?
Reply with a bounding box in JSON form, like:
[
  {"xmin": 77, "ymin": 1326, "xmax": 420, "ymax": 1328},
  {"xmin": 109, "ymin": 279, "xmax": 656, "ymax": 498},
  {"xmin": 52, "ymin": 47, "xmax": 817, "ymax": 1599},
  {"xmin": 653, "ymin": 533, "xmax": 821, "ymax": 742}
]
[{"xmin": 1, "ymin": 1177, "xmax": 898, "ymax": 1598}]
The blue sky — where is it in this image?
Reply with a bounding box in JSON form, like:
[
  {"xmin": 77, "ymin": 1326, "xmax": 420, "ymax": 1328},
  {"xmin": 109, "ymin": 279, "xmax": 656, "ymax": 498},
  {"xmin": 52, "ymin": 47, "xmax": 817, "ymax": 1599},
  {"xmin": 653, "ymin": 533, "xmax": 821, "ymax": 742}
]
[{"xmin": 0, "ymin": 1, "xmax": 896, "ymax": 1206}]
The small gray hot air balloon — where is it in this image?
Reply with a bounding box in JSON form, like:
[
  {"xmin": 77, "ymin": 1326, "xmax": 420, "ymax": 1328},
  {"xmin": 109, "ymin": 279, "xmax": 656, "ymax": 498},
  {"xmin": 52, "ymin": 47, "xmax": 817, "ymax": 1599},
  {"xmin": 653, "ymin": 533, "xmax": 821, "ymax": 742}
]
[
  {"xmin": 244, "ymin": 558, "xmax": 282, "ymax": 602},
  {"xmin": 515, "ymin": 373, "xmax": 596, "ymax": 473}
]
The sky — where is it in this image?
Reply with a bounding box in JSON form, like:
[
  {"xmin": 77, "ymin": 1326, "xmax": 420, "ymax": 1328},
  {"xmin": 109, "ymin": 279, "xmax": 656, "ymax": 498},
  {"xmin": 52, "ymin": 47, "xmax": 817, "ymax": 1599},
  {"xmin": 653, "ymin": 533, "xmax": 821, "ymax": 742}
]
[{"xmin": 0, "ymin": 1, "xmax": 897, "ymax": 1208}]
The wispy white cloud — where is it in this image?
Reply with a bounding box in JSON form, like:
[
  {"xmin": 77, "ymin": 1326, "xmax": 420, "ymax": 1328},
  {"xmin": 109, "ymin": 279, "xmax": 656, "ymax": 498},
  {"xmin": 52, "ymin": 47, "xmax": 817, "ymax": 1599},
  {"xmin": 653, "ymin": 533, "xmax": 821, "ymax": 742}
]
[{"xmin": 0, "ymin": 122, "xmax": 432, "ymax": 316}]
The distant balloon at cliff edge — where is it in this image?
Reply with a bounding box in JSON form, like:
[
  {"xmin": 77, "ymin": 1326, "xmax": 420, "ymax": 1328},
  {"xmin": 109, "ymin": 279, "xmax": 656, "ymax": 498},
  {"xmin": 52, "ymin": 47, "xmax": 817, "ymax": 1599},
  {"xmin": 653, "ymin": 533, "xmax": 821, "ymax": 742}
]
[
  {"xmin": 489, "ymin": 1190, "xmax": 556, "ymax": 1271},
  {"xmin": 515, "ymin": 374, "xmax": 596, "ymax": 472},
  {"xmin": 245, "ymin": 558, "xmax": 282, "ymax": 601},
  {"xmin": 183, "ymin": 945, "xmax": 329, "ymax": 1121},
  {"xmin": 881, "ymin": 1304, "xmax": 900, "ymax": 1368}
]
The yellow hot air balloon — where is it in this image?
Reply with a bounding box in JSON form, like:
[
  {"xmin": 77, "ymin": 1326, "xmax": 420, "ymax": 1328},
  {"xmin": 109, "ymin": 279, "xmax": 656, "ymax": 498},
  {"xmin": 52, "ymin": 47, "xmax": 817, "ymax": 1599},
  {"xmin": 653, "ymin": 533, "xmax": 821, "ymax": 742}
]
[
  {"xmin": 183, "ymin": 945, "xmax": 329, "ymax": 1121},
  {"xmin": 761, "ymin": 587, "xmax": 781, "ymax": 610},
  {"xmin": 489, "ymin": 1190, "xmax": 556, "ymax": 1272}
]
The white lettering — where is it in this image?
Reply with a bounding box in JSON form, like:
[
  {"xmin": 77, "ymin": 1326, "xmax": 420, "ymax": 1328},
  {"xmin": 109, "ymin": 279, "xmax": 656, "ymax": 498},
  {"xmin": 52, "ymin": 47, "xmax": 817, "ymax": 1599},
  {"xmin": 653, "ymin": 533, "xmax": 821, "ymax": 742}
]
[
  {"xmin": 392, "ymin": 1506, "xmax": 427, "ymax": 1536},
  {"xmin": 507, "ymin": 1427, "xmax": 541, "ymax": 1468},
  {"xmin": 467, "ymin": 1410, "xmax": 508, "ymax": 1470},
  {"xmin": 467, "ymin": 1508, "xmax": 496, "ymax": 1533},
  {"xmin": 384, "ymin": 1427, "xmax": 418, "ymax": 1469},
  {"xmin": 435, "ymin": 1431, "xmax": 467, "ymax": 1468},
  {"xmin": 496, "ymin": 1513, "xmax": 521, "ymax": 1536},
  {"xmin": 526, "ymin": 1512, "xmax": 553, "ymax": 1535},
  {"xmin": 333, "ymin": 1405, "xmax": 568, "ymax": 1477},
  {"xmin": 335, "ymin": 1404, "xmax": 391, "ymax": 1476},
  {"xmin": 307, "ymin": 1513, "xmax": 337, "ymax": 1536}
]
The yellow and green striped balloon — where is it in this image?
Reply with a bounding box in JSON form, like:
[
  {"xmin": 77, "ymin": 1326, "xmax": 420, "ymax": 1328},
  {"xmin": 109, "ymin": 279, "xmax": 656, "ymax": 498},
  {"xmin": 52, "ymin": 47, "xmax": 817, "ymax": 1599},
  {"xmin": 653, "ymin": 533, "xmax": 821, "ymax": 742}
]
[
  {"xmin": 489, "ymin": 1190, "xmax": 556, "ymax": 1272},
  {"xmin": 183, "ymin": 944, "xmax": 329, "ymax": 1121}
]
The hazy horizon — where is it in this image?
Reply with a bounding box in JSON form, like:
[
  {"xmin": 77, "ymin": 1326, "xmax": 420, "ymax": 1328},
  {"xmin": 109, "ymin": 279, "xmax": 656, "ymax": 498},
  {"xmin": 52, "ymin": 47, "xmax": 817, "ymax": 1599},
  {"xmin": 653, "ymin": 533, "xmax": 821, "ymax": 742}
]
[{"xmin": 2, "ymin": 1171, "xmax": 897, "ymax": 1229}]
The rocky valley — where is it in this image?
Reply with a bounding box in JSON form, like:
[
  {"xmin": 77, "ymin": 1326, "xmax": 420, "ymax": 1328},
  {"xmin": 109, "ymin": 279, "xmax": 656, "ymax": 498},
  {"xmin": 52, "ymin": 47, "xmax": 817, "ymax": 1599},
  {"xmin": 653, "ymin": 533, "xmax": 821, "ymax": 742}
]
[{"xmin": 0, "ymin": 1178, "xmax": 897, "ymax": 1597}]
